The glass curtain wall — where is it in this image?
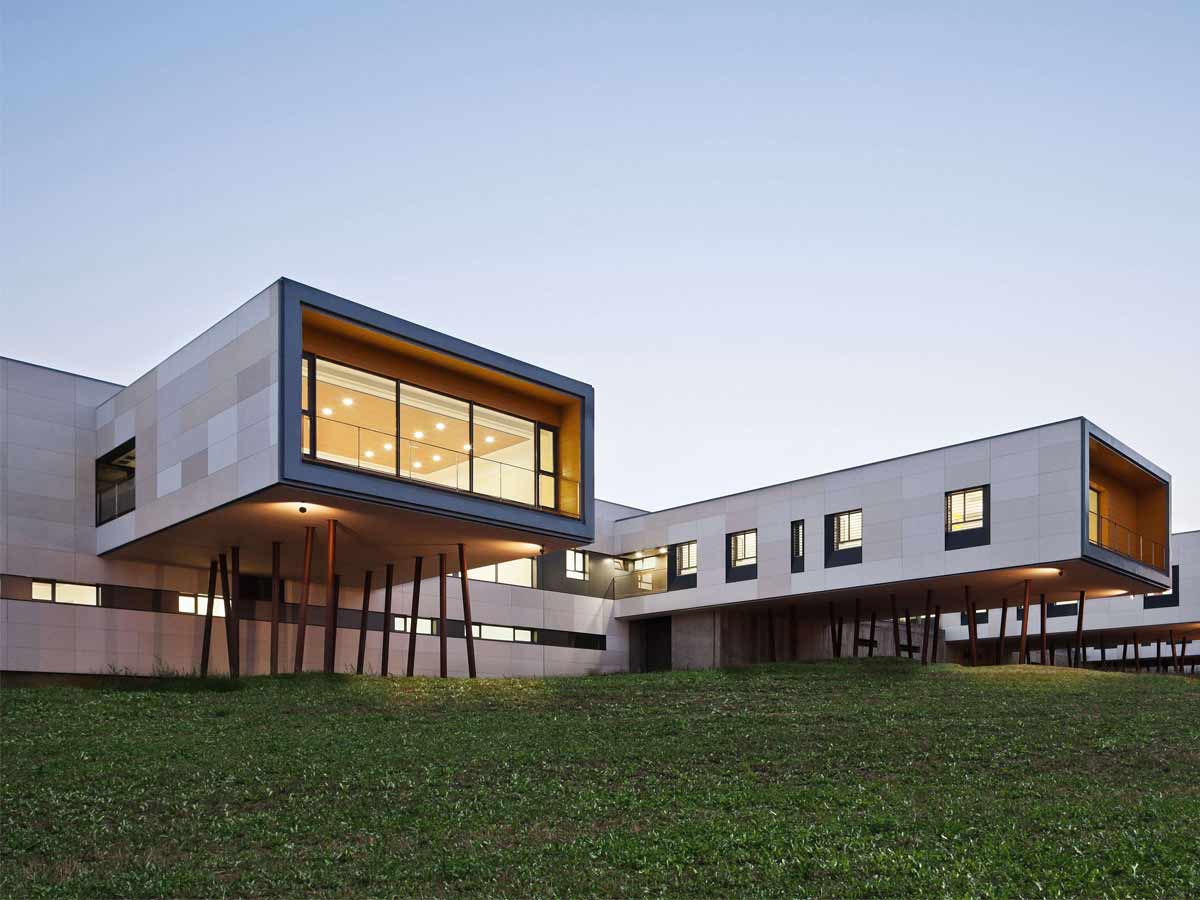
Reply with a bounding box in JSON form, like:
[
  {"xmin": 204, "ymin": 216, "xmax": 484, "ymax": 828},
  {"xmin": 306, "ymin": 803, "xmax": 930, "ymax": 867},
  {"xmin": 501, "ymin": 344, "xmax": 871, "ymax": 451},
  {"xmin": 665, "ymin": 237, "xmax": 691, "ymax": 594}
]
[{"xmin": 304, "ymin": 355, "xmax": 563, "ymax": 512}]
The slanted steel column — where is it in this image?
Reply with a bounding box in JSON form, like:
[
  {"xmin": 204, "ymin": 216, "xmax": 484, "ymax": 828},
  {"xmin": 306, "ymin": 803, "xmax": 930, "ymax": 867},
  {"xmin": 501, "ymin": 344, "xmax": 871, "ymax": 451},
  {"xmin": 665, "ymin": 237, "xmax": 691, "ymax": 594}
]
[
  {"xmin": 904, "ymin": 609, "xmax": 914, "ymax": 659},
  {"xmin": 965, "ymin": 586, "xmax": 978, "ymax": 667},
  {"xmin": 996, "ymin": 597, "xmax": 1008, "ymax": 665},
  {"xmin": 1073, "ymin": 590, "xmax": 1086, "ymax": 668},
  {"xmin": 1133, "ymin": 633, "xmax": 1141, "ymax": 673},
  {"xmin": 356, "ymin": 570, "xmax": 373, "ymax": 675},
  {"xmin": 890, "ymin": 594, "xmax": 901, "ymax": 658},
  {"xmin": 853, "ymin": 598, "xmax": 861, "ymax": 658},
  {"xmin": 323, "ymin": 519, "xmax": 338, "ymax": 673},
  {"xmin": 868, "ymin": 611, "xmax": 877, "ymax": 658},
  {"xmin": 458, "ymin": 544, "xmax": 477, "ymax": 678},
  {"xmin": 406, "ymin": 556, "xmax": 424, "ymax": 677},
  {"xmin": 295, "ymin": 526, "xmax": 315, "ymax": 673},
  {"xmin": 1039, "ymin": 593, "xmax": 1048, "ymax": 665},
  {"xmin": 1169, "ymin": 630, "xmax": 1179, "ymax": 673},
  {"xmin": 381, "ymin": 563, "xmax": 395, "ymax": 677},
  {"xmin": 200, "ymin": 560, "xmax": 218, "ymax": 677},
  {"xmin": 920, "ymin": 590, "xmax": 932, "ymax": 665},
  {"xmin": 218, "ymin": 553, "xmax": 235, "ymax": 679},
  {"xmin": 930, "ymin": 606, "xmax": 941, "ymax": 663},
  {"xmin": 438, "ymin": 552, "xmax": 448, "ymax": 678},
  {"xmin": 229, "ymin": 546, "xmax": 241, "ymax": 678},
  {"xmin": 1018, "ymin": 580, "xmax": 1032, "ymax": 665},
  {"xmin": 269, "ymin": 542, "xmax": 281, "ymax": 676},
  {"xmin": 828, "ymin": 602, "xmax": 839, "ymax": 658}
]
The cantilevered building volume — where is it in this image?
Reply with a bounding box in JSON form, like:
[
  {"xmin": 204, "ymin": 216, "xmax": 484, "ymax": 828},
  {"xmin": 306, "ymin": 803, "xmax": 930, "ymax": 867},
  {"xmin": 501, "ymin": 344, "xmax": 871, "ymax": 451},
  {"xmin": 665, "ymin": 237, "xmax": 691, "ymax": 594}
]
[{"xmin": 1, "ymin": 280, "xmax": 1194, "ymax": 678}]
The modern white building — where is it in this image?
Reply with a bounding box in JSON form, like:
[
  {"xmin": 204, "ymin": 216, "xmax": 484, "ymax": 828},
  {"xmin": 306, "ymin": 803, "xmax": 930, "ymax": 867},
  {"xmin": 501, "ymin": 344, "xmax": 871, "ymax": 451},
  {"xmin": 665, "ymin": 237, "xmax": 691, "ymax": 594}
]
[{"xmin": 1, "ymin": 280, "xmax": 1188, "ymax": 679}]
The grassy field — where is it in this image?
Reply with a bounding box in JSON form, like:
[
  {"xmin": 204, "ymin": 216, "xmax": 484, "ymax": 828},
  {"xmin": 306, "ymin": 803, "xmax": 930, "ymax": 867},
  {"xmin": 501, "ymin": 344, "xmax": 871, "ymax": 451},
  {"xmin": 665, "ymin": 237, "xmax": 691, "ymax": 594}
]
[{"xmin": 2, "ymin": 660, "xmax": 1198, "ymax": 898}]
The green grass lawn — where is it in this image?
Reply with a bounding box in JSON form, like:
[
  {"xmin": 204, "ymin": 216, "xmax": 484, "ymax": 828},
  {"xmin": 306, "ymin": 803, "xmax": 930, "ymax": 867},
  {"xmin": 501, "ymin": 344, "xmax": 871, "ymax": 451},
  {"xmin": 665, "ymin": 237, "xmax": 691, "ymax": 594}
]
[{"xmin": 2, "ymin": 660, "xmax": 1198, "ymax": 898}]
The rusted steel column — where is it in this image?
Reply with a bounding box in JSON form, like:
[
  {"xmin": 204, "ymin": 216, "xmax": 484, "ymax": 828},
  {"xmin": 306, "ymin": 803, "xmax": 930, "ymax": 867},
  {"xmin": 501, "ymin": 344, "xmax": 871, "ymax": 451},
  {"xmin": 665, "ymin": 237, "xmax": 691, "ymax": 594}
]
[
  {"xmin": 1169, "ymin": 630, "xmax": 1179, "ymax": 673},
  {"xmin": 323, "ymin": 519, "xmax": 338, "ymax": 673},
  {"xmin": 269, "ymin": 541, "xmax": 281, "ymax": 676},
  {"xmin": 458, "ymin": 544, "xmax": 477, "ymax": 679},
  {"xmin": 890, "ymin": 593, "xmax": 901, "ymax": 658},
  {"xmin": 200, "ymin": 560, "xmax": 218, "ymax": 677},
  {"xmin": 930, "ymin": 606, "xmax": 941, "ymax": 663},
  {"xmin": 868, "ymin": 611, "xmax": 877, "ymax": 658},
  {"xmin": 996, "ymin": 597, "xmax": 1008, "ymax": 665},
  {"xmin": 438, "ymin": 552, "xmax": 448, "ymax": 678},
  {"xmin": 828, "ymin": 602, "xmax": 839, "ymax": 658},
  {"xmin": 1039, "ymin": 593, "xmax": 1048, "ymax": 665},
  {"xmin": 904, "ymin": 609, "xmax": 914, "ymax": 659},
  {"xmin": 853, "ymin": 598, "xmax": 861, "ymax": 658},
  {"xmin": 920, "ymin": 590, "xmax": 932, "ymax": 665},
  {"xmin": 381, "ymin": 563, "xmax": 395, "ymax": 677},
  {"xmin": 295, "ymin": 526, "xmax": 315, "ymax": 673},
  {"xmin": 1018, "ymin": 580, "xmax": 1032, "ymax": 664},
  {"xmin": 965, "ymin": 587, "xmax": 978, "ymax": 667},
  {"xmin": 1133, "ymin": 633, "xmax": 1140, "ymax": 673},
  {"xmin": 218, "ymin": 553, "xmax": 235, "ymax": 679},
  {"xmin": 1073, "ymin": 591, "xmax": 1086, "ymax": 669},
  {"xmin": 407, "ymin": 556, "xmax": 423, "ymax": 677},
  {"xmin": 230, "ymin": 546, "xmax": 241, "ymax": 678},
  {"xmin": 356, "ymin": 570, "xmax": 373, "ymax": 675}
]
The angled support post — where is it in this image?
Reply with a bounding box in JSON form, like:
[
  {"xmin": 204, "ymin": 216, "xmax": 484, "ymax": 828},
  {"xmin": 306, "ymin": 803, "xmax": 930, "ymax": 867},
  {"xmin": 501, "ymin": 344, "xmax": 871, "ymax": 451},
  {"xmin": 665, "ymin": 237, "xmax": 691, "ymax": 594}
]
[
  {"xmin": 965, "ymin": 586, "xmax": 978, "ymax": 667},
  {"xmin": 1039, "ymin": 593, "xmax": 1048, "ymax": 665},
  {"xmin": 229, "ymin": 546, "xmax": 241, "ymax": 678},
  {"xmin": 1018, "ymin": 580, "xmax": 1032, "ymax": 665},
  {"xmin": 356, "ymin": 570, "xmax": 373, "ymax": 675},
  {"xmin": 853, "ymin": 598, "xmax": 861, "ymax": 658},
  {"xmin": 920, "ymin": 590, "xmax": 932, "ymax": 665},
  {"xmin": 438, "ymin": 552, "xmax": 448, "ymax": 678},
  {"xmin": 868, "ymin": 611, "xmax": 877, "ymax": 658},
  {"xmin": 828, "ymin": 602, "xmax": 839, "ymax": 658},
  {"xmin": 930, "ymin": 606, "xmax": 941, "ymax": 663},
  {"xmin": 458, "ymin": 544, "xmax": 477, "ymax": 678},
  {"xmin": 200, "ymin": 559, "xmax": 218, "ymax": 677},
  {"xmin": 1074, "ymin": 591, "xmax": 1086, "ymax": 668},
  {"xmin": 996, "ymin": 597, "xmax": 1008, "ymax": 665},
  {"xmin": 381, "ymin": 563, "xmax": 395, "ymax": 676},
  {"xmin": 1133, "ymin": 632, "xmax": 1140, "ymax": 673},
  {"xmin": 407, "ymin": 556, "xmax": 424, "ymax": 677},
  {"xmin": 904, "ymin": 609, "xmax": 914, "ymax": 659},
  {"xmin": 890, "ymin": 593, "xmax": 901, "ymax": 658},
  {"xmin": 218, "ymin": 552, "xmax": 235, "ymax": 679},
  {"xmin": 323, "ymin": 519, "xmax": 338, "ymax": 673},
  {"xmin": 269, "ymin": 541, "xmax": 281, "ymax": 675},
  {"xmin": 295, "ymin": 526, "xmax": 315, "ymax": 673}
]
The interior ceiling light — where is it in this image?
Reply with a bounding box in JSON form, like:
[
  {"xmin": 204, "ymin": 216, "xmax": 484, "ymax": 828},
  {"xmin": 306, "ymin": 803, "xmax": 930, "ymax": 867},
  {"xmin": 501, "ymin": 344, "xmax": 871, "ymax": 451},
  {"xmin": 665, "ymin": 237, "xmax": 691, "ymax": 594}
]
[
  {"xmin": 485, "ymin": 435, "xmax": 495, "ymax": 444},
  {"xmin": 413, "ymin": 461, "xmax": 423, "ymax": 469},
  {"xmin": 432, "ymin": 454, "xmax": 442, "ymax": 462},
  {"xmin": 463, "ymin": 443, "xmax": 472, "ymax": 451},
  {"xmin": 342, "ymin": 397, "xmax": 354, "ymax": 406},
  {"xmin": 414, "ymin": 430, "xmax": 424, "ymax": 439},
  {"xmin": 364, "ymin": 450, "xmax": 375, "ymax": 458},
  {"xmin": 435, "ymin": 422, "xmax": 446, "ymax": 431},
  {"xmin": 658, "ymin": 547, "xmax": 667, "ymax": 553},
  {"xmin": 321, "ymin": 407, "xmax": 333, "ymax": 415},
  {"xmin": 384, "ymin": 443, "xmax": 393, "ymax": 451}
]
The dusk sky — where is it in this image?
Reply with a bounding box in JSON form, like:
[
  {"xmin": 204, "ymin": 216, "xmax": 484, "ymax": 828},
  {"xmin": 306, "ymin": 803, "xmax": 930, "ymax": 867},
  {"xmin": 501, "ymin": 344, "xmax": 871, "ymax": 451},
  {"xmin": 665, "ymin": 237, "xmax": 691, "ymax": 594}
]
[{"xmin": 3, "ymin": 2, "xmax": 1197, "ymax": 528}]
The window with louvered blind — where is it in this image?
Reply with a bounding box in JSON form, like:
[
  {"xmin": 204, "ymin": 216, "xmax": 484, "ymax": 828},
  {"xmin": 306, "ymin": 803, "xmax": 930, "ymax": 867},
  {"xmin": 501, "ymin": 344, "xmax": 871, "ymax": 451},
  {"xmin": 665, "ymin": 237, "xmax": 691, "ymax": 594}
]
[
  {"xmin": 833, "ymin": 510, "xmax": 862, "ymax": 551},
  {"xmin": 731, "ymin": 530, "xmax": 757, "ymax": 567},
  {"xmin": 790, "ymin": 520, "xmax": 805, "ymax": 573},
  {"xmin": 676, "ymin": 541, "xmax": 697, "ymax": 575},
  {"xmin": 946, "ymin": 488, "xmax": 985, "ymax": 532}
]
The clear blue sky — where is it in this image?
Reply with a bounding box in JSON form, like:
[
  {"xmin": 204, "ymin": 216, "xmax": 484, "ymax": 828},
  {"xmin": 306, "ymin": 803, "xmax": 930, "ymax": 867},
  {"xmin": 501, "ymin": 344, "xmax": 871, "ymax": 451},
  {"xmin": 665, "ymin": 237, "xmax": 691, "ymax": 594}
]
[{"xmin": 3, "ymin": 2, "xmax": 1198, "ymax": 529}]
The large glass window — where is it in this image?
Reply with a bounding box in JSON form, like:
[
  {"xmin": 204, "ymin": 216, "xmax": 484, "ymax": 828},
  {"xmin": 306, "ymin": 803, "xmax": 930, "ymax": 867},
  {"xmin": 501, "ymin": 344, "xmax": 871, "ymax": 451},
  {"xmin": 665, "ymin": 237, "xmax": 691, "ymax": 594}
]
[
  {"xmin": 677, "ymin": 541, "xmax": 697, "ymax": 575},
  {"xmin": 399, "ymin": 383, "xmax": 470, "ymax": 490},
  {"xmin": 314, "ymin": 359, "xmax": 396, "ymax": 474},
  {"xmin": 473, "ymin": 406, "xmax": 536, "ymax": 506}
]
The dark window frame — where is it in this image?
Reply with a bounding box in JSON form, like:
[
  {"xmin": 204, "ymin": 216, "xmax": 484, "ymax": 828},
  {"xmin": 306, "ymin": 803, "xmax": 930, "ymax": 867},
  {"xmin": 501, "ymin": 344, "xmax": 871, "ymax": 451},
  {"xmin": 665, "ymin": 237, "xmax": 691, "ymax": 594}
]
[
  {"xmin": 824, "ymin": 510, "xmax": 863, "ymax": 568},
  {"xmin": 95, "ymin": 438, "xmax": 137, "ymax": 526},
  {"xmin": 725, "ymin": 529, "xmax": 758, "ymax": 583},
  {"xmin": 1144, "ymin": 565, "xmax": 1180, "ymax": 610},
  {"xmin": 790, "ymin": 520, "xmax": 805, "ymax": 573},
  {"xmin": 565, "ymin": 549, "xmax": 588, "ymax": 581},
  {"xmin": 667, "ymin": 540, "xmax": 698, "ymax": 591},
  {"xmin": 945, "ymin": 485, "xmax": 991, "ymax": 551}
]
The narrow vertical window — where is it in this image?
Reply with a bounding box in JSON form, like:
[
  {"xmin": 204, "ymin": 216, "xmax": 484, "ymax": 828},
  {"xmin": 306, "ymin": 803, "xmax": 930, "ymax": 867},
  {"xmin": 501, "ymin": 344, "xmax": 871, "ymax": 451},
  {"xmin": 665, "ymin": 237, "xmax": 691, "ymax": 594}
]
[
  {"xmin": 565, "ymin": 549, "xmax": 588, "ymax": 581},
  {"xmin": 676, "ymin": 541, "xmax": 697, "ymax": 575},
  {"xmin": 790, "ymin": 520, "xmax": 805, "ymax": 573},
  {"xmin": 1088, "ymin": 486, "xmax": 1101, "ymax": 544},
  {"xmin": 537, "ymin": 425, "xmax": 557, "ymax": 511}
]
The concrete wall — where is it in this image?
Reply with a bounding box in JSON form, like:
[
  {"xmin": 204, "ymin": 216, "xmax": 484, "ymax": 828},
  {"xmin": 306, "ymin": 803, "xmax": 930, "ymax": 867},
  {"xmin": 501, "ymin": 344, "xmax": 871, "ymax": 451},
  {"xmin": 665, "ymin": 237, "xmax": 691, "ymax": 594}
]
[
  {"xmin": 613, "ymin": 420, "xmax": 1085, "ymax": 619},
  {"xmin": 95, "ymin": 284, "xmax": 280, "ymax": 553}
]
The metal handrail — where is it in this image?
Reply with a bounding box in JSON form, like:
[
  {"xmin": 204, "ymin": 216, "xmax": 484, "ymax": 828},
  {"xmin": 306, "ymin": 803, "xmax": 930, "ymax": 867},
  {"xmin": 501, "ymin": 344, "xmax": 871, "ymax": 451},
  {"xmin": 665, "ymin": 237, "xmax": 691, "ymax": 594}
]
[
  {"xmin": 610, "ymin": 565, "xmax": 668, "ymax": 600},
  {"xmin": 1089, "ymin": 512, "xmax": 1167, "ymax": 571}
]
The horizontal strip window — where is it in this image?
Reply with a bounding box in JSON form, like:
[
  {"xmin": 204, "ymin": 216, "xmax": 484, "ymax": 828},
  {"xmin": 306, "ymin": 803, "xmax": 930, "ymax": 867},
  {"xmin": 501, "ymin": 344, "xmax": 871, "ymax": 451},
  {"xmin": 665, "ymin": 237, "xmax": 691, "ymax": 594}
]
[
  {"xmin": 3, "ymin": 574, "xmax": 606, "ymax": 652},
  {"xmin": 301, "ymin": 353, "xmax": 578, "ymax": 516}
]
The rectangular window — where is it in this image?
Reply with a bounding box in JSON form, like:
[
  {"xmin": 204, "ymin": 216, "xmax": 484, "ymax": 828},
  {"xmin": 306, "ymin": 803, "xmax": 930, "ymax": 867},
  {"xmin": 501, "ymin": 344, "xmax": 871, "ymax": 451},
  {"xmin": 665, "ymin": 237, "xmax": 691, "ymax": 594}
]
[
  {"xmin": 178, "ymin": 594, "xmax": 226, "ymax": 617},
  {"xmin": 399, "ymin": 383, "xmax": 470, "ymax": 489},
  {"xmin": 790, "ymin": 520, "xmax": 805, "ymax": 573},
  {"xmin": 537, "ymin": 426, "xmax": 557, "ymax": 511},
  {"xmin": 96, "ymin": 439, "xmax": 136, "ymax": 526},
  {"xmin": 731, "ymin": 530, "xmax": 757, "ymax": 567},
  {"xmin": 32, "ymin": 581, "xmax": 99, "ymax": 606},
  {"xmin": 833, "ymin": 510, "xmax": 862, "ymax": 551},
  {"xmin": 946, "ymin": 488, "xmax": 985, "ymax": 532},
  {"xmin": 565, "ymin": 549, "xmax": 588, "ymax": 581},
  {"xmin": 393, "ymin": 616, "xmax": 438, "ymax": 635},
  {"xmin": 676, "ymin": 541, "xmax": 697, "ymax": 575},
  {"xmin": 473, "ymin": 405, "xmax": 536, "ymax": 506}
]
